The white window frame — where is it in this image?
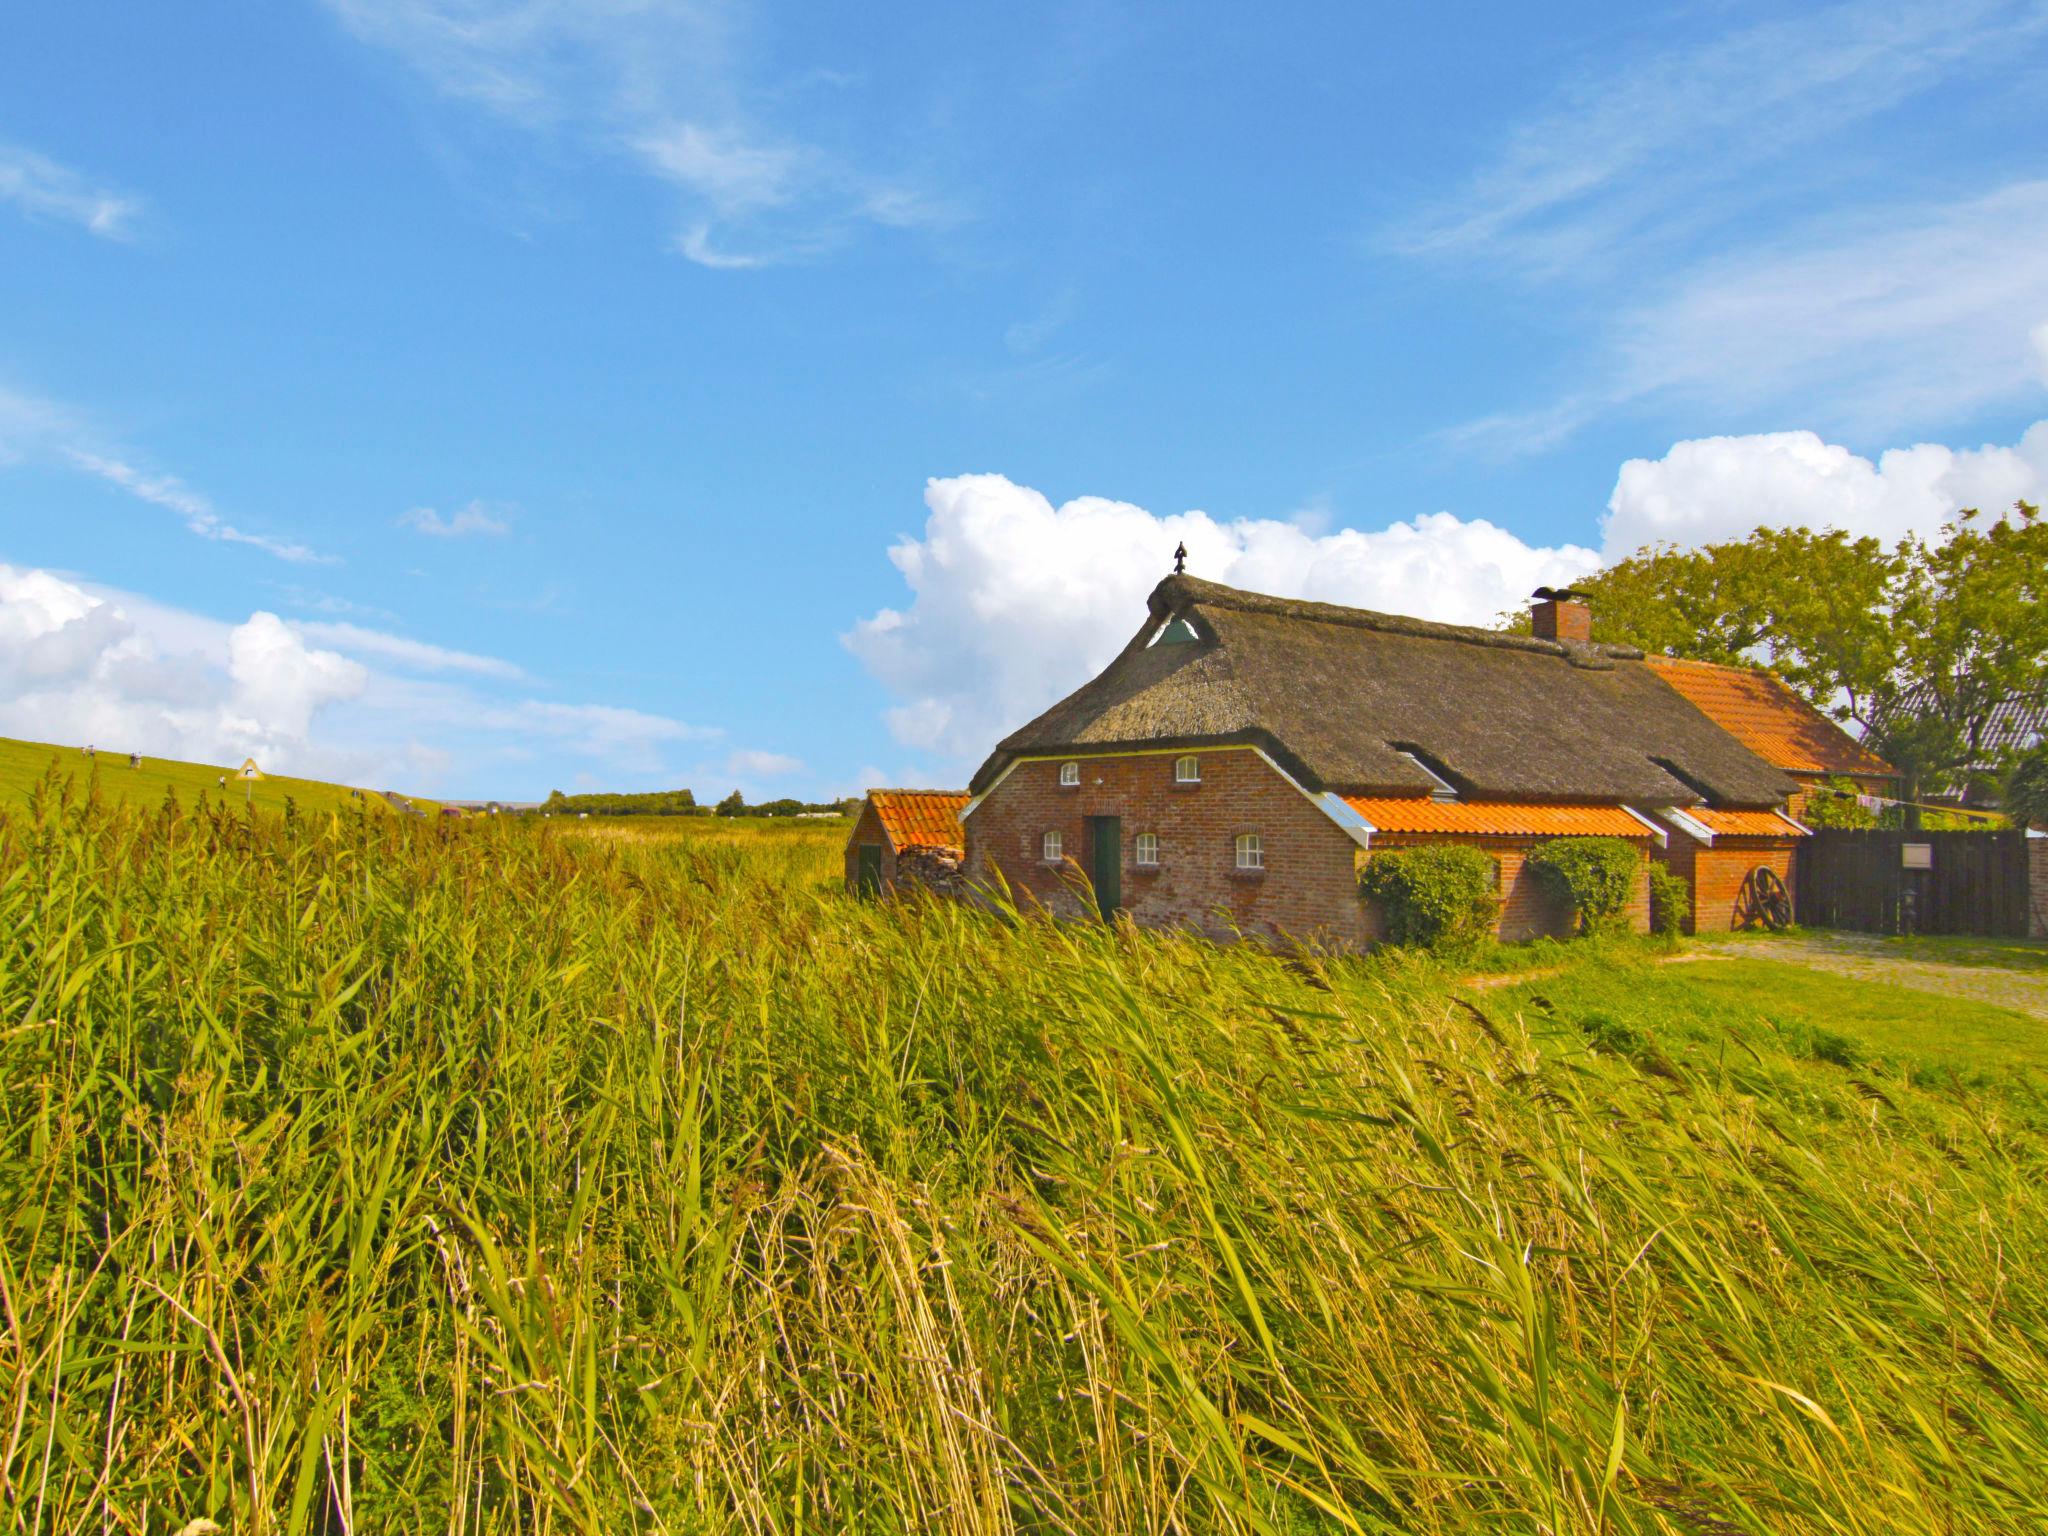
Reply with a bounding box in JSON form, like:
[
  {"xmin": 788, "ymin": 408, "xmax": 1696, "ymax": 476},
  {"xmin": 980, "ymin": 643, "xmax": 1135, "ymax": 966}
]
[
  {"xmin": 1058, "ymin": 761, "xmax": 1080, "ymax": 786},
  {"xmin": 1042, "ymin": 829, "xmax": 1063, "ymax": 862},
  {"xmin": 1234, "ymin": 832, "xmax": 1263, "ymax": 870},
  {"xmin": 1134, "ymin": 832, "xmax": 1159, "ymax": 866},
  {"xmin": 1175, "ymin": 755, "xmax": 1201, "ymax": 784}
]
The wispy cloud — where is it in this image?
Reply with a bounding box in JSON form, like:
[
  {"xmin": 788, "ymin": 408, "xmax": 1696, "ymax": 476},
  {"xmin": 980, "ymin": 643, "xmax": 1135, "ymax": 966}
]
[
  {"xmin": 319, "ymin": 0, "xmax": 952, "ymax": 268},
  {"xmin": 1391, "ymin": 0, "xmax": 2047, "ymax": 278},
  {"xmin": 0, "ymin": 141, "xmax": 142, "ymax": 239},
  {"xmin": 1390, "ymin": 0, "xmax": 2048, "ymax": 450},
  {"xmin": 0, "ymin": 382, "xmax": 331, "ymax": 562},
  {"xmin": 399, "ymin": 500, "xmax": 510, "ymax": 537},
  {"xmin": 64, "ymin": 450, "xmax": 335, "ymax": 563},
  {"xmin": 1452, "ymin": 180, "xmax": 2048, "ymax": 453},
  {"xmin": 294, "ymin": 620, "xmax": 525, "ymax": 679}
]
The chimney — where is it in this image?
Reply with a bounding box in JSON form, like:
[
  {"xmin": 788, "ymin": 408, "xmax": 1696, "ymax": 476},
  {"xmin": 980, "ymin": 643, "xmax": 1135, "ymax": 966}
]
[{"xmin": 1530, "ymin": 589, "xmax": 1591, "ymax": 644}]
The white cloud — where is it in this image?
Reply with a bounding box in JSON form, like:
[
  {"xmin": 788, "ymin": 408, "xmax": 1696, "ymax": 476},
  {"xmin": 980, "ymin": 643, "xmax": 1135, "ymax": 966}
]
[
  {"xmin": 321, "ymin": 0, "xmax": 946, "ymax": 268},
  {"xmin": 1, "ymin": 384, "xmax": 330, "ymax": 563},
  {"xmin": 1604, "ymin": 420, "xmax": 2048, "ymax": 555},
  {"xmin": 845, "ymin": 473, "xmax": 1599, "ymax": 764},
  {"xmin": 0, "ymin": 565, "xmax": 365, "ymax": 771},
  {"xmin": 0, "ymin": 142, "xmax": 141, "ymax": 239},
  {"xmin": 1392, "ymin": 0, "xmax": 2044, "ymax": 277},
  {"xmin": 399, "ymin": 501, "xmax": 510, "ymax": 537},
  {"xmin": 293, "ymin": 620, "xmax": 525, "ymax": 679},
  {"xmin": 0, "ymin": 561, "xmax": 713, "ymax": 792},
  {"xmin": 725, "ymin": 747, "xmax": 802, "ymax": 777}
]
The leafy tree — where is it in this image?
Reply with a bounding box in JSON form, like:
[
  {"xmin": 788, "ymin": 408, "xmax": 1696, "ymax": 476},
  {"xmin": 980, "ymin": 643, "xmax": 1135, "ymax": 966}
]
[
  {"xmin": 716, "ymin": 791, "xmax": 746, "ymax": 818},
  {"xmin": 2006, "ymin": 746, "xmax": 2048, "ymax": 831},
  {"xmin": 1535, "ymin": 504, "xmax": 2047, "ymax": 819},
  {"xmin": 1800, "ymin": 776, "xmax": 1881, "ymax": 830}
]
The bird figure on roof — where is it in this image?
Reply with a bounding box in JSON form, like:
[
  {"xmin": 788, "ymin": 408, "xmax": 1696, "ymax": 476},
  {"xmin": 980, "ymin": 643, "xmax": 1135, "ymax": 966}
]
[
  {"xmin": 1531, "ymin": 585, "xmax": 1558, "ymax": 600},
  {"xmin": 1173, "ymin": 541, "xmax": 1188, "ymax": 574}
]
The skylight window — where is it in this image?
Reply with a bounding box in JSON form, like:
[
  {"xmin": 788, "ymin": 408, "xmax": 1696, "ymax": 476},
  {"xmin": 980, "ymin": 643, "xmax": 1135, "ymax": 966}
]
[{"xmin": 1393, "ymin": 747, "xmax": 1459, "ymax": 802}]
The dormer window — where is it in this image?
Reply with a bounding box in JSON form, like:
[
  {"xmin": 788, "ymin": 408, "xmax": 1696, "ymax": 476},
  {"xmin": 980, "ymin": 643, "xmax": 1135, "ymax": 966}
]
[
  {"xmin": 1058, "ymin": 761, "xmax": 1080, "ymax": 786},
  {"xmin": 1175, "ymin": 755, "xmax": 1201, "ymax": 784}
]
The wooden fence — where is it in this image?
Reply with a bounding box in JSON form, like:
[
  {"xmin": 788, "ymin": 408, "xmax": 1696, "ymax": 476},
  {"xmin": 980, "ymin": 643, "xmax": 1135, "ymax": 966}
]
[{"xmin": 1795, "ymin": 829, "xmax": 2032, "ymax": 937}]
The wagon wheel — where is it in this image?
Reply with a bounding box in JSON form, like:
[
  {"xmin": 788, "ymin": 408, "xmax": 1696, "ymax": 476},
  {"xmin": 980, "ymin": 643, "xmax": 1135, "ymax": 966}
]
[{"xmin": 1734, "ymin": 866, "xmax": 1792, "ymax": 931}]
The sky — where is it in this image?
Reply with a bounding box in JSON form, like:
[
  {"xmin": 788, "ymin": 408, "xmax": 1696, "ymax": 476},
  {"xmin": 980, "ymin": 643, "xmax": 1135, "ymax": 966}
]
[{"xmin": 4, "ymin": 0, "xmax": 2047, "ymax": 801}]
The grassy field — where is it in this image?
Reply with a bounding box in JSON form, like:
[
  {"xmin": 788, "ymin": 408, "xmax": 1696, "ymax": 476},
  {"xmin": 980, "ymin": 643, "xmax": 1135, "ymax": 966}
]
[
  {"xmin": 0, "ymin": 734, "xmax": 441, "ymax": 818},
  {"xmin": 3, "ymin": 792, "xmax": 2045, "ymax": 1534}
]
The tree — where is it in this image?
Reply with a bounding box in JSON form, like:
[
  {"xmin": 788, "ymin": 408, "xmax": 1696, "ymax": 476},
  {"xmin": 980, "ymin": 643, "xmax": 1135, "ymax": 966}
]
[
  {"xmin": 715, "ymin": 791, "xmax": 746, "ymax": 818},
  {"xmin": 2006, "ymin": 746, "xmax": 2048, "ymax": 831},
  {"xmin": 1546, "ymin": 504, "xmax": 2047, "ymax": 819}
]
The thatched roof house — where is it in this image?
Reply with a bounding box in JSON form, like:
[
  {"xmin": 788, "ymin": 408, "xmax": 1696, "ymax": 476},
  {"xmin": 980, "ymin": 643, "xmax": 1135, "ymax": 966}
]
[
  {"xmin": 971, "ymin": 575, "xmax": 1795, "ymax": 809},
  {"xmin": 958, "ymin": 576, "xmax": 1821, "ymax": 945}
]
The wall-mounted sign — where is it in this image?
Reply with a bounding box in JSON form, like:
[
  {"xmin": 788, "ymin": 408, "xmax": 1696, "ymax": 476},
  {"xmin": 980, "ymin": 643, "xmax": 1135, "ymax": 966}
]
[{"xmin": 1901, "ymin": 842, "xmax": 1933, "ymax": 869}]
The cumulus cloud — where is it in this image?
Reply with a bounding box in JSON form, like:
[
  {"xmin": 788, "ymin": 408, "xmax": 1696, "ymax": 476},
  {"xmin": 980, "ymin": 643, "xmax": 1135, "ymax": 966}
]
[
  {"xmin": 844, "ymin": 474, "xmax": 1600, "ymax": 764},
  {"xmin": 0, "ymin": 561, "xmax": 713, "ymax": 791},
  {"xmin": 0, "ymin": 142, "xmax": 141, "ymax": 238},
  {"xmin": 0, "ymin": 564, "xmax": 365, "ymax": 770},
  {"xmin": 1605, "ymin": 420, "xmax": 2048, "ymax": 555},
  {"xmin": 399, "ymin": 501, "xmax": 510, "ymax": 538}
]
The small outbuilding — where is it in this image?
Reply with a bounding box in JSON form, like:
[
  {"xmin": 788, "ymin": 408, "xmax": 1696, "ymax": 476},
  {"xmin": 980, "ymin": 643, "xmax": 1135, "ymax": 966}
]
[{"xmin": 845, "ymin": 791, "xmax": 970, "ymax": 896}]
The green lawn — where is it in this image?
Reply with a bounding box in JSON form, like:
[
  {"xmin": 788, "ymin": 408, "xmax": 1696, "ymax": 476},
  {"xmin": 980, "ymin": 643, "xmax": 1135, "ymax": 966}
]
[
  {"xmin": 0, "ymin": 733, "xmax": 441, "ymax": 818},
  {"xmin": 1482, "ymin": 949, "xmax": 2048, "ymax": 1083}
]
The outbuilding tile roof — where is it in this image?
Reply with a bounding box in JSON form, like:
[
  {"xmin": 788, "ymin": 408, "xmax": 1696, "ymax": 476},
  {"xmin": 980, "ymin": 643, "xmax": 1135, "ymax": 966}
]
[
  {"xmin": 868, "ymin": 790, "xmax": 969, "ymax": 854},
  {"xmin": 1646, "ymin": 656, "xmax": 1894, "ymax": 780},
  {"xmin": 1342, "ymin": 797, "xmax": 1655, "ymax": 838},
  {"xmin": 1684, "ymin": 807, "xmax": 1809, "ymax": 839},
  {"xmin": 975, "ymin": 576, "xmax": 1797, "ymax": 808}
]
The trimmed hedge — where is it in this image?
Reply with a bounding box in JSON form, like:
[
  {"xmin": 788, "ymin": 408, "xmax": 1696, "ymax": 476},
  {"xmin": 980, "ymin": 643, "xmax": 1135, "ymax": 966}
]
[
  {"xmin": 1648, "ymin": 862, "xmax": 1690, "ymax": 938},
  {"xmin": 1526, "ymin": 836, "xmax": 1641, "ymax": 936},
  {"xmin": 1359, "ymin": 844, "xmax": 1501, "ymax": 952}
]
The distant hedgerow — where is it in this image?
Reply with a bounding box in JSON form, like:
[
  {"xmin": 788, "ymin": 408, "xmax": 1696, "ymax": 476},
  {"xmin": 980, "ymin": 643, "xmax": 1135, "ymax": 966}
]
[{"xmin": 1358, "ymin": 844, "xmax": 1500, "ymax": 952}]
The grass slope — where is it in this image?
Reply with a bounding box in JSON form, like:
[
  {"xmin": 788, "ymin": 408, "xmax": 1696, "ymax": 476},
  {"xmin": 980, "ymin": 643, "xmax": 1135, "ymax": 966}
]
[
  {"xmin": 3, "ymin": 798, "xmax": 2044, "ymax": 1532},
  {"xmin": 0, "ymin": 733, "xmax": 439, "ymax": 818}
]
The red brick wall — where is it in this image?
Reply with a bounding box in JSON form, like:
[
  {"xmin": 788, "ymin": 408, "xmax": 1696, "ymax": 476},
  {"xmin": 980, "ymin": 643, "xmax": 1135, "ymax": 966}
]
[
  {"xmin": 843, "ymin": 802, "xmax": 897, "ymax": 892},
  {"xmin": 964, "ymin": 748, "xmax": 1373, "ymax": 949},
  {"xmin": 1658, "ymin": 837, "xmax": 1798, "ymax": 933},
  {"xmin": 1363, "ymin": 835, "xmax": 1651, "ymax": 941}
]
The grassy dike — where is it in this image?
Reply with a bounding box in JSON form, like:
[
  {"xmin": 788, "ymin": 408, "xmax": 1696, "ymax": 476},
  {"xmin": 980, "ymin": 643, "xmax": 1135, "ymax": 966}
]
[{"xmin": 3, "ymin": 784, "xmax": 2044, "ymax": 1533}]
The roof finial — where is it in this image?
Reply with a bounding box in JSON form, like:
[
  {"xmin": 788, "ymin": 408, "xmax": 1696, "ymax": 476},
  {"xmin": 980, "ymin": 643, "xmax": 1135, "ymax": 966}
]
[{"xmin": 1173, "ymin": 541, "xmax": 1188, "ymax": 575}]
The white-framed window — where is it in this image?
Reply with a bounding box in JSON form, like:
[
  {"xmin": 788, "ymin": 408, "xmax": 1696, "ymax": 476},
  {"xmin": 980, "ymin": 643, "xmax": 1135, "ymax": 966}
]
[
  {"xmin": 1042, "ymin": 830, "xmax": 1063, "ymax": 862},
  {"xmin": 1058, "ymin": 761, "xmax": 1080, "ymax": 786},
  {"xmin": 1135, "ymin": 832, "xmax": 1160, "ymax": 866},
  {"xmin": 1235, "ymin": 832, "xmax": 1263, "ymax": 870},
  {"xmin": 1175, "ymin": 755, "xmax": 1201, "ymax": 783}
]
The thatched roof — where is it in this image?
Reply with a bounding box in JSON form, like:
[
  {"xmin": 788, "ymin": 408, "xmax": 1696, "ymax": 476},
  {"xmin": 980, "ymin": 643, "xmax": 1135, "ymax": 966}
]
[{"xmin": 971, "ymin": 575, "xmax": 1796, "ymax": 808}]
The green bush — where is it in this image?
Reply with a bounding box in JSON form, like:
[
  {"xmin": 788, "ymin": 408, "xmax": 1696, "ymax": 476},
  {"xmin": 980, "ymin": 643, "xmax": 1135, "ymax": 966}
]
[
  {"xmin": 1647, "ymin": 861, "xmax": 1690, "ymax": 938},
  {"xmin": 1526, "ymin": 836, "xmax": 1642, "ymax": 936},
  {"xmin": 1359, "ymin": 844, "xmax": 1500, "ymax": 951},
  {"xmin": 2006, "ymin": 746, "xmax": 2048, "ymax": 831},
  {"xmin": 1801, "ymin": 775, "xmax": 1881, "ymax": 829}
]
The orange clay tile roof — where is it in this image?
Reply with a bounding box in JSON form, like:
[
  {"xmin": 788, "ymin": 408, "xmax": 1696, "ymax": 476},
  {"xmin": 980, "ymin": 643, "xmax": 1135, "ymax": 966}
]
[
  {"xmin": 868, "ymin": 790, "xmax": 969, "ymax": 854},
  {"xmin": 1342, "ymin": 797, "xmax": 1655, "ymax": 838},
  {"xmin": 1646, "ymin": 655, "xmax": 1894, "ymax": 779},
  {"xmin": 1684, "ymin": 806, "xmax": 1808, "ymax": 838}
]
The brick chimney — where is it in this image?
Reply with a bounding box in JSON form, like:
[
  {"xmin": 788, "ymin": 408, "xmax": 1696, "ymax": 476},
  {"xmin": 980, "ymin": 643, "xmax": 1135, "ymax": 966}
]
[{"xmin": 1531, "ymin": 591, "xmax": 1591, "ymax": 643}]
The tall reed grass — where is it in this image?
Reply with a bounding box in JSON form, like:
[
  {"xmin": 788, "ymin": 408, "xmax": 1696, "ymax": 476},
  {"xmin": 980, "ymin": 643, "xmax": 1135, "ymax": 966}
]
[{"xmin": 3, "ymin": 776, "xmax": 2043, "ymax": 1532}]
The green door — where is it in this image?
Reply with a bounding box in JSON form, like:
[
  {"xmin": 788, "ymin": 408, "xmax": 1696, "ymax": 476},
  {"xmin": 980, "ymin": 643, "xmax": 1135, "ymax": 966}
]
[
  {"xmin": 1088, "ymin": 816, "xmax": 1121, "ymax": 922},
  {"xmin": 856, "ymin": 843, "xmax": 883, "ymax": 896}
]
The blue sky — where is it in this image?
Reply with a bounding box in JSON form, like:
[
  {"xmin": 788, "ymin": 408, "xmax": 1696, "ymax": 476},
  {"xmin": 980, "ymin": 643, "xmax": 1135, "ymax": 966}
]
[{"xmin": 4, "ymin": 0, "xmax": 2047, "ymax": 799}]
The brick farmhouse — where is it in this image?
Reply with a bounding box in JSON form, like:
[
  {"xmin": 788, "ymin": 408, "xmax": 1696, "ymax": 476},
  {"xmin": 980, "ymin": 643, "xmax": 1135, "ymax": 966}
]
[{"xmin": 848, "ymin": 574, "xmax": 1892, "ymax": 948}]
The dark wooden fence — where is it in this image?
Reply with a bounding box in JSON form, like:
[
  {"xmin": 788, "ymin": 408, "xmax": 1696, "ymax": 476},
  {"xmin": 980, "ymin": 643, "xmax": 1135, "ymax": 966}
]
[{"xmin": 1795, "ymin": 829, "xmax": 2031, "ymax": 937}]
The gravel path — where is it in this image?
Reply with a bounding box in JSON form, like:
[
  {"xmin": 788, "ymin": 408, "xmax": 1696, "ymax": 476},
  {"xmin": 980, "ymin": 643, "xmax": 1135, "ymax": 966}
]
[{"xmin": 1721, "ymin": 934, "xmax": 2048, "ymax": 1020}]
